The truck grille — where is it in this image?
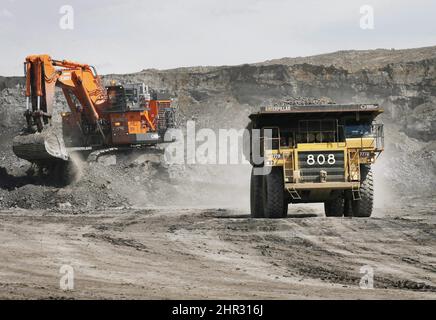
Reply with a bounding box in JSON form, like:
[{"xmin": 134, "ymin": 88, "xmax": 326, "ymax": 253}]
[{"xmin": 298, "ymin": 151, "xmax": 345, "ymax": 182}]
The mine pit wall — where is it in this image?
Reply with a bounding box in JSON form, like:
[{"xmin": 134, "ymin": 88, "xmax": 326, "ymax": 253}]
[
  {"xmin": 105, "ymin": 57, "xmax": 436, "ymax": 202},
  {"xmin": 1, "ymin": 51, "xmax": 435, "ymax": 210}
]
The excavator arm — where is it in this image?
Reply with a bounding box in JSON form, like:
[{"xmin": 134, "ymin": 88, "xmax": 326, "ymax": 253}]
[
  {"xmin": 23, "ymin": 55, "xmax": 107, "ymax": 132},
  {"xmin": 14, "ymin": 54, "xmax": 109, "ymax": 163}
]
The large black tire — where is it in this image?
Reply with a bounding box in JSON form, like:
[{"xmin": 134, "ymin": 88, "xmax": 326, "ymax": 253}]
[
  {"xmin": 282, "ymin": 199, "xmax": 289, "ymax": 218},
  {"xmin": 324, "ymin": 192, "xmax": 345, "ymax": 217},
  {"xmin": 250, "ymin": 167, "xmax": 264, "ymax": 218},
  {"xmin": 343, "ymin": 197, "xmax": 353, "ymax": 217},
  {"xmin": 263, "ymin": 167, "xmax": 285, "ymax": 218},
  {"xmin": 351, "ymin": 165, "xmax": 374, "ymax": 217}
]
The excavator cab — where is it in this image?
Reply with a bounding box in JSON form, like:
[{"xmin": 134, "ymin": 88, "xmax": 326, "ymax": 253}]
[
  {"xmin": 106, "ymin": 85, "xmax": 127, "ymax": 111},
  {"xmin": 105, "ymin": 83, "xmax": 151, "ymax": 112},
  {"xmin": 124, "ymin": 83, "xmax": 151, "ymax": 110},
  {"xmin": 102, "ymin": 83, "xmax": 158, "ymax": 145}
]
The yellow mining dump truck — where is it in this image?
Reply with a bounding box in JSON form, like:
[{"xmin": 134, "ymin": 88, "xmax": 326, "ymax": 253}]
[{"xmin": 245, "ymin": 103, "xmax": 384, "ymax": 218}]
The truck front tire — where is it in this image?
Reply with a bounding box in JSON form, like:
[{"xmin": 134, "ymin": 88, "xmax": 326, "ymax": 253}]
[
  {"xmin": 351, "ymin": 165, "xmax": 374, "ymax": 217},
  {"xmin": 263, "ymin": 167, "xmax": 286, "ymax": 218}
]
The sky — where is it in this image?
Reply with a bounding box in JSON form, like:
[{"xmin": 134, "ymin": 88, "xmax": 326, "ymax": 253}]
[{"xmin": 0, "ymin": 0, "xmax": 435, "ymax": 76}]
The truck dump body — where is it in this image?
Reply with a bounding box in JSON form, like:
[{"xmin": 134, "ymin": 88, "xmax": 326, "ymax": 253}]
[{"xmin": 249, "ymin": 103, "xmax": 383, "ymax": 119}]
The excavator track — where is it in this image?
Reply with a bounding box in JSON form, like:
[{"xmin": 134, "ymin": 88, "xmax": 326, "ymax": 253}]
[
  {"xmin": 12, "ymin": 129, "xmax": 69, "ymax": 163},
  {"xmin": 86, "ymin": 146, "xmax": 164, "ymax": 163}
]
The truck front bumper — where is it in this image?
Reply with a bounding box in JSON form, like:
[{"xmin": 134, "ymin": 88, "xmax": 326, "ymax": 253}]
[{"xmin": 285, "ymin": 181, "xmax": 360, "ymax": 190}]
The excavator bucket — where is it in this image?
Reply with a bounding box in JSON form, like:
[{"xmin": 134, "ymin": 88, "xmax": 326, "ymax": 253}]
[{"xmin": 12, "ymin": 129, "xmax": 69, "ymax": 163}]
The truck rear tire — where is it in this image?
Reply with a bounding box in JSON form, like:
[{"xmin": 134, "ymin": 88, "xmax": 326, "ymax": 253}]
[
  {"xmin": 324, "ymin": 192, "xmax": 344, "ymax": 217},
  {"xmin": 263, "ymin": 167, "xmax": 285, "ymax": 218},
  {"xmin": 351, "ymin": 165, "xmax": 374, "ymax": 217},
  {"xmin": 250, "ymin": 167, "xmax": 264, "ymax": 218},
  {"xmin": 282, "ymin": 199, "xmax": 288, "ymax": 218}
]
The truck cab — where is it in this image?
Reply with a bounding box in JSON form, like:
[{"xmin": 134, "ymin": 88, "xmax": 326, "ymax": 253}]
[{"xmin": 246, "ymin": 104, "xmax": 384, "ymax": 218}]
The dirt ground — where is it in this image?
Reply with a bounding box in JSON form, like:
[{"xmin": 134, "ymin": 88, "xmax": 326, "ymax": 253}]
[{"xmin": 1, "ymin": 199, "xmax": 435, "ymax": 299}]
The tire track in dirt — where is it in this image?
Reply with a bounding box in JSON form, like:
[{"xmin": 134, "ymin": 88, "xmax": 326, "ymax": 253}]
[{"xmin": 0, "ymin": 206, "xmax": 435, "ymax": 299}]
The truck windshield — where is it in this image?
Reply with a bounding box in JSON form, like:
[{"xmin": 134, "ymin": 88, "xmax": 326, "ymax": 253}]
[{"xmin": 345, "ymin": 123, "xmax": 372, "ymax": 138}]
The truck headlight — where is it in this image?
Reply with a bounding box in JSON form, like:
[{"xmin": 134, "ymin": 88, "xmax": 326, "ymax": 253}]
[{"xmin": 350, "ymin": 166, "xmax": 360, "ymax": 181}]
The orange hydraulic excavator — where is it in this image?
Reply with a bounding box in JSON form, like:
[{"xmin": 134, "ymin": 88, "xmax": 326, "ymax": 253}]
[{"xmin": 13, "ymin": 54, "xmax": 175, "ymax": 166}]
